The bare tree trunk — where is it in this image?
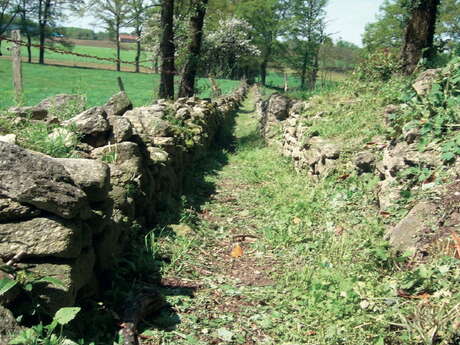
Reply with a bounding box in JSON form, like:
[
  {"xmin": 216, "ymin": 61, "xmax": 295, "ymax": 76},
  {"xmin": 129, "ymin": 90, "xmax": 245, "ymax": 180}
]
[
  {"xmin": 38, "ymin": 0, "xmax": 51, "ymax": 65},
  {"xmin": 153, "ymin": 53, "xmax": 159, "ymax": 74},
  {"xmin": 300, "ymin": 49, "xmax": 309, "ymax": 89},
  {"xmin": 178, "ymin": 0, "xmax": 208, "ymax": 97},
  {"xmin": 0, "ymin": 40, "xmax": 2, "ymax": 56},
  {"xmin": 135, "ymin": 29, "xmax": 141, "ymax": 73},
  {"xmin": 260, "ymin": 44, "xmax": 272, "ymax": 86},
  {"xmin": 307, "ymin": 46, "xmax": 320, "ymax": 89},
  {"xmin": 401, "ymin": 0, "xmax": 440, "ymax": 75},
  {"xmin": 116, "ymin": 21, "xmax": 121, "ymax": 72},
  {"xmin": 26, "ymin": 31, "xmax": 32, "ymax": 63},
  {"xmin": 158, "ymin": 0, "xmax": 175, "ymax": 99}
]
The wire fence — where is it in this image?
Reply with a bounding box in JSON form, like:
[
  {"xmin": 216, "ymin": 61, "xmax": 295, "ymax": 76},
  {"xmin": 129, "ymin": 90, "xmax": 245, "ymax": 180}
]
[{"xmin": 0, "ymin": 35, "xmax": 159, "ymax": 72}]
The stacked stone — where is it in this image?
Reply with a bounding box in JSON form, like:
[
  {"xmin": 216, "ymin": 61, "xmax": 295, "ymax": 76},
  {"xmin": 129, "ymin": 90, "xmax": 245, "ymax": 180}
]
[
  {"xmin": 0, "ymin": 83, "xmax": 248, "ymax": 318},
  {"xmin": 257, "ymin": 92, "xmax": 341, "ymax": 178}
]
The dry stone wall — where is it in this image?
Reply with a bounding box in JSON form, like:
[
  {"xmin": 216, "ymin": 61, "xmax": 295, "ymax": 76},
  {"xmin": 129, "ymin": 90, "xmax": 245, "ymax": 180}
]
[
  {"xmin": 0, "ymin": 84, "xmax": 247, "ymax": 314},
  {"xmin": 256, "ymin": 90, "xmax": 341, "ymax": 178},
  {"xmin": 257, "ymin": 75, "xmax": 460, "ymax": 257}
]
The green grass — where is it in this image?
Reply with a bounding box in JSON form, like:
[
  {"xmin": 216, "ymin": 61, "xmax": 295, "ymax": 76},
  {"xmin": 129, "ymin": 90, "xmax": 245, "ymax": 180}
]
[
  {"xmin": 0, "ymin": 59, "xmax": 240, "ymax": 109},
  {"xmin": 128, "ymin": 88, "xmax": 460, "ymax": 345},
  {"xmin": 1, "ymin": 40, "xmax": 144, "ymax": 66}
]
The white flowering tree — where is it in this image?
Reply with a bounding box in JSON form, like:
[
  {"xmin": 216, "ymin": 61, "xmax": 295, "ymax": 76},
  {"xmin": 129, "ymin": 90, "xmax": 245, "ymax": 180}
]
[{"xmin": 201, "ymin": 17, "xmax": 260, "ymax": 79}]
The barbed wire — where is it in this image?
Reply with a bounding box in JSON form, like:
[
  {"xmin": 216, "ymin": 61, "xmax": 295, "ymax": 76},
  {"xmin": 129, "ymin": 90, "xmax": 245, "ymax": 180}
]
[{"xmin": 0, "ymin": 35, "xmax": 161, "ymax": 72}]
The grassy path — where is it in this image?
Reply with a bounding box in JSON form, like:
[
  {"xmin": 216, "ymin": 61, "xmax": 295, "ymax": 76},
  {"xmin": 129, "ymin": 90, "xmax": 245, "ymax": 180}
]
[
  {"xmin": 141, "ymin": 89, "xmax": 392, "ymax": 345},
  {"xmin": 142, "ymin": 89, "xmax": 287, "ymax": 344}
]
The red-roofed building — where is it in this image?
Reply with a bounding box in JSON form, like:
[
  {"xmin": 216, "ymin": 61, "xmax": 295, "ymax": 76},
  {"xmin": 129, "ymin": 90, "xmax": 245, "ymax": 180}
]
[{"xmin": 119, "ymin": 34, "xmax": 138, "ymax": 43}]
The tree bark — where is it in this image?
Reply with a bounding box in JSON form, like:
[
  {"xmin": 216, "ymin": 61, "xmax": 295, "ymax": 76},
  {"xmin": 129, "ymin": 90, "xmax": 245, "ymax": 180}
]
[
  {"xmin": 178, "ymin": 0, "xmax": 208, "ymax": 98},
  {"xmin": 38, "ymin": 0, "xmax": 51, "ymax": 65},
  {"xmin": 26, "ymin": 32, "xmax": 32, "ymax": 63},
  {"xmin": 158, "ymin": 0, "xmax": 175, "ymax": 99},
  {"xmin": 401, "ymin": 0, "xmax": 440, "ymax": 75},
  {"xmin": 116, "ymin": 21, "xmax": 121, "ymax": 72},
  {"xmin": 135, "ymin": 29, "xmax": 141, "ymax": 73},
  {"xmin": 300, "ymin": 48, "xmax": 309, "ymax": 90}
]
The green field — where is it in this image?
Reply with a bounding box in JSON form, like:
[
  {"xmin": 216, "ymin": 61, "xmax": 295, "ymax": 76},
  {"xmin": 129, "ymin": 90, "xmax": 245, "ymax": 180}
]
[
  {"xmin": 1, "ymin": 40, "xmax": 146, "ymax": 67},
  {"xmin": 0, "ymin": 59, "xmax": 240, "ymax": 110}
]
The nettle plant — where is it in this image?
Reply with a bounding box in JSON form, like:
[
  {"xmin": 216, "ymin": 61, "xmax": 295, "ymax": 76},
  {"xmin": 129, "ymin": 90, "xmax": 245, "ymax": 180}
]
[{"xmin": 390, "ymin": 57, "xmax": 460, "ymax": 161}]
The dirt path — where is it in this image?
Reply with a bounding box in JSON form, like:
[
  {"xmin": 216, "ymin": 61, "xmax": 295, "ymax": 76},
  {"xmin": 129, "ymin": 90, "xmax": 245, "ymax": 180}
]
[{"xmin": 141, "ymin": 89, "xmax": 286, "ymax": 344}]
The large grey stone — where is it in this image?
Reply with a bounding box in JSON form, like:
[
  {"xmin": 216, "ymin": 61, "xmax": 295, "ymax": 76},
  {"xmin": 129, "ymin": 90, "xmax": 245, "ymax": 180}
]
[
  {"xmin": 53, "ymin": 158, "xmax": 110, "ymax": 202},
  {"xmin": 104, "ymin": 91, "xmax": 133, "ymax": 116},
  {"xmin": 124, "ymin": 107, "xmax": 174, "ymax": 144},
  {"xmin": 0, "ymin": 305, "xmax": 22, "ymax": 344},
  {"xmin": 0, "ymin": 216, "xmax": 83, "ymax": 259},
  {"xmin": 64, "ymin": 107, "xmax": 109, "ymax": 134},
  {"xmin": 355, "ymin": 152, "xmax": 376, "ymax": 174},
  {"xmin": 63, "ymin": 107, "xmax": 110, "ymax": 147},
  {"xmin": 0, "ymin": 197, "xmax": 40, "ymax": 222},
  {"xmin": 8, "ymin": 94, "xmax": 85, "ymax": 121},
  {"xmin": 108, "ymin": 116, "xmax": 133, "ymax": 143},
  {"xmin": 29, "ymin": 248, "xmax": 96, "ymax": 314},
  {"xmin": 0, "ymin": 142, "xmax": 88, "ymax": 219},
  {"xmin": 268, "ymin": 94, "xmax": 291, "ymax": 121},
  {"xmin": 389, "ymin": 202, "xmax": 438, "ymax": 253},
  {"xmin": 0, "ymin": 134, "xmax": 16, "ymax": 144},
  {"xmin": 37, "ymin": 94, "xmax": 85, "ymax": 114},
  {"xmin": 413, "ymin": 69, "xmax": 442, "ymax": 97}
]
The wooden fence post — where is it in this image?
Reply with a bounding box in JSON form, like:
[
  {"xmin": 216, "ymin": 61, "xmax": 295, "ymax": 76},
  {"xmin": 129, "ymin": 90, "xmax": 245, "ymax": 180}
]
[
  {"xmin": 117, "ymin": 76, "xmax": 125, "ymax": 92},
  {"xmin": 11, "ymin": 30, "xmax": 23, "ymax": 104}
]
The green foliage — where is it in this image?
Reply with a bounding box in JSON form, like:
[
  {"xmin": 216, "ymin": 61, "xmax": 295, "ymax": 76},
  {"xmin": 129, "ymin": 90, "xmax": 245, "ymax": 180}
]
[
  {"xmin": 10, "ymin": 307, "xmax": 81, "ymax": 345},
  {"xmin": 389, "ymin": 57, "xmax": 460, "ymax": 159},
  {"xmin": 355, "ymin": 49, "xmax": 402, "ymax": 81},
  {"xmin": 363, "ymin": 0, "xmax": 460, "ymax": 53},
  {"xmin": 0, "ymin": 277, "xmax": 18, "ymax": 296}
]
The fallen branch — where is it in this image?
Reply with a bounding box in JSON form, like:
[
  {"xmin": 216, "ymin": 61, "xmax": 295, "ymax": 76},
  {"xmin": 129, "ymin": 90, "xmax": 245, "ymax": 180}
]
[{"xmin": 118, "ymin": 288, "xmax": 166, "ymax": 345}]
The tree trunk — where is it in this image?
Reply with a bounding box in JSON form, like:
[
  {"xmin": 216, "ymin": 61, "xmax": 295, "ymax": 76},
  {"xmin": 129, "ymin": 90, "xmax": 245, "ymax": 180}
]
[
  {"xmin": 178, "ymin": 0, "xmax": 208, "ymax": 98},
  {"xmin": 38, "ymin": 0, "xmax": 51, "ymax": 65},
  {"xmin": 116, "ymin": 22, "xmax": 121, "ymax": 72},
  {"xmin": 401, "ymin": 0, "xmax": 440, "ymax": 75},
  {"xmin": 39, "ymin": 23, "xmax": 46, "ymax": 64},
  {"xmin": 260, "ymin": 60, "xmax": 267, "ymax": 86},
  {"xmin": 158, "ymin": 0, "xmax": 175, "ymax": 99},
  {"xmin": 26, "ymin": 32, "xmax": 32, "ymax": 63},
  {"xmin": 135, "ymin": 29, "xmax": 141, "ymax": 73},
  {"xmin": 307, "ymin": 46, "xmax": 320, "ymax": 89},
  {"xmin": 260, "ymin": 43, "xmax": 272, "ymax": 86},
  {"xmin": 153, "ymin": 53, "xmax": 159, "ymax": 74},
  {"xmin": 300, "ymin": 49, "xmax": 309, "ymax": 90},
  {"xmin": 0, "ymin": 40, "xmax": 2, "ymax": 56}
]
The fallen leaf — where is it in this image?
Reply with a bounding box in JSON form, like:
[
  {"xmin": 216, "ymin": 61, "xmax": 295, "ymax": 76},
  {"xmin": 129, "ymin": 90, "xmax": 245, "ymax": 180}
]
[
  {"xmin": 230, "ymin": 243, "xmax": 243, "ymax": 258},
  {"xmin": 380, "ymin": 211, "xmax": 391, "ymax": 218},
  {"xmin": 338, "ymin": 174, "xmax": 350, "ymax": 181},
  {"xmin": 292, "ymin": 217, "xmax": 302, "ymax": 225},
  {"xmin": 397, "ymin": 289, "xmax": 430, "ymax": 300},
  {"xmin": 423, "ymin": 173, "xmax": 436, "ymax": 184},
  {"xmin": 335, "ymin": 226, "xmax": 344, "ymax": 236},
  {"xmin": 306, "ymin": 331, "xmax": 317, "ymax": 336},
  {"xmin": 451, "ymin": 233, "xmax": 460, "ymax": 259}
]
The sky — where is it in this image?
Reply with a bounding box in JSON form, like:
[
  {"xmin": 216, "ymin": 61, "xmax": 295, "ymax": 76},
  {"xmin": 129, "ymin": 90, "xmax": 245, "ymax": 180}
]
[
  {"xmin": 63, "ymin": 0, "xmax": 385, "ymax": 47},
  {"xmin": 325, "ymin": 0, "xmax": 384, "ymax": 46}
]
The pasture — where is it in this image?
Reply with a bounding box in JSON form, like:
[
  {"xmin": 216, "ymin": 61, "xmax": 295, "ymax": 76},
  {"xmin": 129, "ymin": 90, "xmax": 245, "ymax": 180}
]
[{"xmin": 0, "ymin": 59, "xmax": 240, "ymax": 110}]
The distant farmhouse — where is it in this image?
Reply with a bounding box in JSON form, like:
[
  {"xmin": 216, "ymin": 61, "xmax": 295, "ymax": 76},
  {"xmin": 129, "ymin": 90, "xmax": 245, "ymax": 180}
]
[{"xmin": 119, "ymin": 34, "xmax": 138, "ymax": 43}]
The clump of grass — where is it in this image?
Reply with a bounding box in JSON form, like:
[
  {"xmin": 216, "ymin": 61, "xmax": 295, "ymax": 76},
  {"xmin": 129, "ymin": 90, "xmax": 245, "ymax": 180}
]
[{"xmin": 0, "ymin": 112, "xmax": 81, "ymax": 158}]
